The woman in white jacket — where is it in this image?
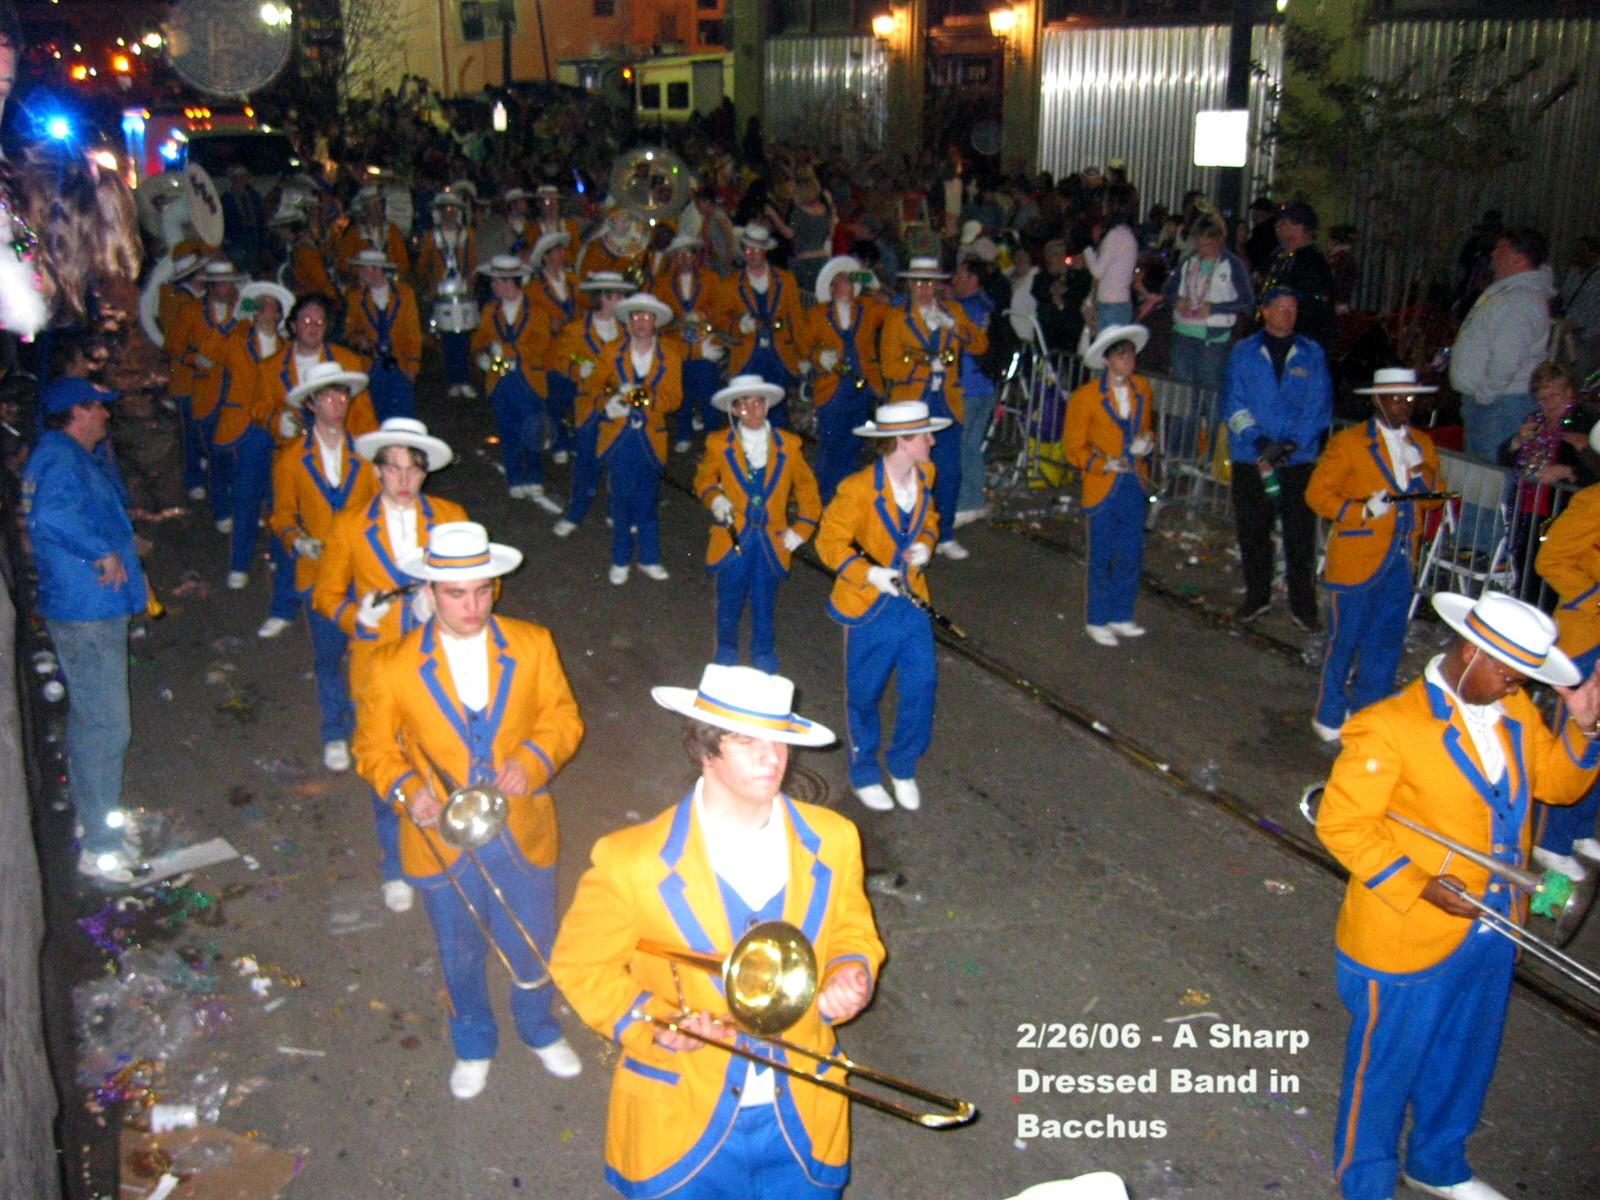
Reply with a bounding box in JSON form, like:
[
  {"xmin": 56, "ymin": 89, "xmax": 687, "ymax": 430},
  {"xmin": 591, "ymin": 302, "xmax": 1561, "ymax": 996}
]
[{"xmin": 1083, "ymin": 183, "xmax": 1139, "ymax": 333}]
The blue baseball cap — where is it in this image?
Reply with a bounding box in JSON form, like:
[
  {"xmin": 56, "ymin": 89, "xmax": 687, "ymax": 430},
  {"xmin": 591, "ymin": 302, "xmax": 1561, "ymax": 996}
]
[{"xmin": 41, "ymin": 378, "xmax": 118, "ymax": 416}]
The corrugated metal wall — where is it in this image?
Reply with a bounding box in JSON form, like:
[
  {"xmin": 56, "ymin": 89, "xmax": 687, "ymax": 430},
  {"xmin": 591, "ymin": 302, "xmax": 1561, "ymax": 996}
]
[
  {"xmin": 763, "ymin": 37, "xmax": 889, "ymax": 154},
  {"xmin": 1037, "ymin": 23, "xmax": 1283, "ymax": 212},
  {"xmin": 1363, "ymin": 19, "xmax": 1600, "ymax": 280}
]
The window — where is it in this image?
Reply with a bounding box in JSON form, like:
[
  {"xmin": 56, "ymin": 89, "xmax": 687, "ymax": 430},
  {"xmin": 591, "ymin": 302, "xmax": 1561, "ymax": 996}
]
[
  {"xmin": 459, "ymin": 0, "xmax": 515, "ymax": 42},
  {"xmin": 639, "ymin": 82, "xmax": 662, "ymax": 109},
  {"xmin": 698, "ymin": 19, "xmax": 726, "ymax": 44},
  {"xmin": 696, "ymin": 0, "xmax": 718, "ymax": 9},
  {"xmin": 594, "ymin": 0, "xmax": 614, "ymax": 15},
  {"xmin": 667, "ymin": 81, "xmax": 690, "ymax": 110}
]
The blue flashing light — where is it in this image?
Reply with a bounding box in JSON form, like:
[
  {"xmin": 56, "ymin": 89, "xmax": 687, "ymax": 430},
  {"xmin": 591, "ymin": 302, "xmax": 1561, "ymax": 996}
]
[
  {"xmin": 159, "ymin": 140, "xmax": 180, "ymax": 162},
  {"xmin": 45, "ymin": 115, "xmax": 73, "ymax": 141}
]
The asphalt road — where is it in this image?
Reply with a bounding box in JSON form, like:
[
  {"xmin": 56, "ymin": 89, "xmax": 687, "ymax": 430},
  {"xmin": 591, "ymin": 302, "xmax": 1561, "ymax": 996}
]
[{"xmin": 97, "ymin": 380, "xmax": 1600, "ymax": 1200}]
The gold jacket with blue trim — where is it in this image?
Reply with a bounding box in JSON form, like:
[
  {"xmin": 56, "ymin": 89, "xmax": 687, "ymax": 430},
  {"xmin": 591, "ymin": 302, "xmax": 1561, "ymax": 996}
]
[
  {"xmin": 1535, "ymin": 481, "xmax": 1600, "ymax": 659},
  {"xmin": 692, "ymin": 426, "xmax": 821, "ymax": 570},
  {"xmin": 549, "ymin": 793, "xmax": 884, "ymax": 1199},
  {"xmin": 1306, "ymin": 419, "xmax": 1442, "ymax": 590},
  {"xmin": 815, "ymin": 459, "xmax": 938, "ymax": 623}
]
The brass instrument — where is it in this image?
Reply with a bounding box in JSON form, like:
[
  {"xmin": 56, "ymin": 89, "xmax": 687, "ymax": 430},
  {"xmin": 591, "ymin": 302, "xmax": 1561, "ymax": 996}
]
[
  {"xmin": 398, "ymin": 748, "xmax": 552, "ymax": 990},
  {"xmin": 900, "ymin": 347, "xmax": 959, "ymax": 369},
  {"xmin": 622, "ymin": 255, "xmax": 652, "ymax": 291},
  {"xmin": 489, "ymin": 351, "xmax": 516, "ymax": 376},
  {"xmin": 635, "ymin": 922, "xmax": 977, "ymax": 1129},
  {"xmin": 1300, "ymin": 784, "xmax": 1600, "ymax": 986},
  {"xmin": 608, "ymin": 146, "xmax": 691, "ymax": 228},
  {"xmin": 625, "ymin": 385, "xmax": 653, "ymax": 409}
]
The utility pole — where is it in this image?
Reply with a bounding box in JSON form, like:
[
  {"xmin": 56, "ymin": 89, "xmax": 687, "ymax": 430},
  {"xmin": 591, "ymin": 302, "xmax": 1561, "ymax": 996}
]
[{"xmin": 500, "ymin": 0, "xmax": 514, "ymax": 84}]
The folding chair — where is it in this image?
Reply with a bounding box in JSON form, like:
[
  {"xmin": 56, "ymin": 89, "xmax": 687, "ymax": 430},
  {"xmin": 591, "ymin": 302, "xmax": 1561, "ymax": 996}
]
[{"xmin": 1408, "ymin": 452, "xmax": 1518, "ymax": 618}]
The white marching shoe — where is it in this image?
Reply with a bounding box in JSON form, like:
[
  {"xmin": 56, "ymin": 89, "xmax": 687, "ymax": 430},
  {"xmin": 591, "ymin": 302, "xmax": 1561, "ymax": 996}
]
[
  {"xmin": 533, "ymin": 1037, "xmax": 583, "ymax": 1079},
  {"xmin": 890, "ymin": 777, "xmax": 921, "ymax": 811},
  {"xmin": 551, "ymin": 518, "xmax": 577, "ymax": 538},
  {"xmin": 935, "ymin": 539, "xmax": 970, "ymax": 560},
  {"xmin": 450, "ymin": 1058, "xmax": 491, "ymax": 1099},
  {"xmin": 322, "ymin": 739, "xmax": 351, "ymax": 772},
  {"xmin": 227, "ymin": 571, "xmax": 250, "ymax": 590},
  {"xmin": 1399, "ymin": 1173, "xmax": 1509, "ymax": 1200},
  {"xmin": 854, "ymin": 784, "xmax": 894, "ymax": 812},
  {"xmin": 1310, "ymin": 717, "xmax": 1344, "ymax": 744},
  {"xmin": 1107, "ymin": 621, "xmax": 1145, "ymax": 638},
  {"xmin": 608, "ymin": 565, "xmax": 630, "ymax": 586},
  {"xmin": 638, "ymin": 563, "xmax": 670, "ymax": 581},
  {"xmin": 257, "ymin": 616, "xmax": 292, "ymax": 639},
  {"xmin": 1084, "ymin": 625, "xmax": 1119, "ymax": 647},
  {"xmin": 526, "ymin": 486, "xmax": 563, "ymax": 514}
]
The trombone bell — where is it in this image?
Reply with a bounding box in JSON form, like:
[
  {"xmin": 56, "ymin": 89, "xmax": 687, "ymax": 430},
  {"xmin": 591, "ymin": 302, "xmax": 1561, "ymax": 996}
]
[
  {"xmin": 634, "ymin": 921, "xmax": 976, "ymax": 1129},
  {"xmin": 437, "ymin": 785, "xmax": 509, "ymax": 852}
]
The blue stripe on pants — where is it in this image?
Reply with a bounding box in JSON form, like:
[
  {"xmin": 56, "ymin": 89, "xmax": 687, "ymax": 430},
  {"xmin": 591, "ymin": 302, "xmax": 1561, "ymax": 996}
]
[
  {"xmin": 605, "ymin": 429, "xmax": 663, "ymax": 567},
  {"xmin": 176, "ymin": 395, "xmax": 205, "ymax": 491},
  {"xmin": 1333, "ymin": 932, "xmax": 1515, "ymax": 1200},
  {"xmin": 843, "ymin": 598, "xmax": 936, "ymax": 786},
  {"xmin": 562, "ymin": 417, "xmax": 602, "ymax": 525},
  {"xmin": 369, "ymin": 788, "xmax": 401, "ymax": 882},
  {"xmin": 1085, "ymin": 477, "xmax": 1145, "ymax": 627},
  {"xmin": 413, "ymin": 831, "xmax": 560, "ymax": 1060},
  {"xmin": 1315, "ymin": 554, "xmax": 1414, "ymax": 729}
]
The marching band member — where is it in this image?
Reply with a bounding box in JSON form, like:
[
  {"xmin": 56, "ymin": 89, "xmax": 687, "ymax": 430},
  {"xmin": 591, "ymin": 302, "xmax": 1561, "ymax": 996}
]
[
  {"xmin": 334, "ymin": 185, "xmax": 410, "ymax": 279},
  {"xmin": 267, "ymin": 361, "xmax": 379, "ymax": 771},
  {"xmin": 415, "ymin": 189, "xmax": 480, "ymax": 399},
  {"xmin": 816, "ymin": 400, "xmax": 948, "ymax": 813},
  {"xmin": 314, "ymin": 418, "xmax": 466, "ymax": 913},
  {"xmin": 654, "ymin": 234, "xmax": 728, "ymax": 452},
  {"xmin": 1533, "ymin": 460, "xmax": 1600, "ymax": 879},
  {"xmin": 800, "ymin": 255, "xmax": 877, "ymax": 503},
  {"xmin": 274, "ymin": 200, "xmax": 338, "ymax": 301},
  {"xmin": 591, "ymin": 293, "xmax": 684, "ymax": 583},
  {"xmin": 532, "ymin": 182, "xmax": 582, "ymax": 259},
  {"xmin": 525, "ymin": 231, "xmax": 579, "ymax": 462},
  {"xmin": 498, "ymin": 187, "xmax": 535, "ymax": 258},
  {"xmin": 549, "ymin": 663, "xmax": 881, "ymax": 1200},
  {"xmin": 343, "ymin": 249, "xmax": 423, "ymax": 422},
  {"xmin": 579, "ymin": 202, "xmax": 652, "ymax": 284},
  {"xmin": 354, "ymin": 521, "xmax": 586, "ymax": 1098},
  {"xmin": 1316, "ymin": 591, "xmax": 1600, "ymax": 1200},
  {"xmin": 1062, "ymin": 324, "xmax": 1155, "ymax": 648},
  {"xmin": 877, "ymin": 255, "xmax": 987, "ymax": 560},
  {"xmin": 711, "ymin": 224, "xmax": 804, "ymax": 415},
  {"xmin": 551, "ymin": 271, "xmax": 632, "ymax": 537},
  {"xmin": 694, "ymin": 375, "xmax": 821, "ymax": 672},
  {"xmin": 1305, "ymin": 367, "xmax": 1443, "ymax": 742},
  {"xmin": 470, "ymin": 255, "xmax": 561, "ymax": 511},
  {"xmin": 170, "ymin": 259, "xmax": 247, "ymax": 527},
  {"xmin": 157, "ymin": 251, "xmax": 208, "ymax": 500},
  {"xmin": 216, "ymin": 280, "xmax": 295, "ymax": 590}
]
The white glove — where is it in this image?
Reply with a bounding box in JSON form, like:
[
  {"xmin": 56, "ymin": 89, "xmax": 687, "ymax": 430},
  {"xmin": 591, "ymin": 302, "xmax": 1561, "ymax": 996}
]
[
  {"xmin": 738, "ymin": 313, "xmax": 758, "ymax": 335},
  {"xmin": 710, "ymin": 495, "xmax": 734, "ymax": 523},
  {"xmin": 1128, "ymin": 433, "xmax": 1155, "ymax": 458},
  {"xmin": 818, "ymin": 349, "xmax": 840, "ymax": 371},
  {"xmin": 798, "ymin": 359, "xmax": 814, "ymax": 376},
  {"xmin": 904, "ymin": 542, "xmax": 931, "ymax": 568},
  {"xmin": 1363, "ymin": 490, "xmax": 1393, "ymax": 520},
  {"xmin": 929, "ymin": 309, "xmax": 955, "ymax": 331},
  {"xmin": 866, "ymin": 565, "xmax": 902, "ymax": 596},
  {"xmin": 578, "ymin": 359, "xmax": 596, "ymax": 379},
  {"xmin": 475, "ymin": 352, "xmax": 492, "ymax": 372},
  {"xmin": 700, "ymin": 340, "xmax": 725, "ymax": 363},
  {"xmin": 356, "ymin": 590, "xmax": 393, "ymax": 630},
  {"xmin": 293, "ymin": 535, "xmax": 323, "ymax": 559},
  {"xmin": 781, "ymin": 529, "xmax": 804, "ymax": 552},
  {"xmin": 1102, "ymin": 456, "xmax": 1129, "ymax": 474},
  {"xmin": 410, "ymin": 587, "xmax": 434, "ymax": 624},
  {"xmin": 490, "ymin": 340, "xmax": 504, "ymax": 360},
  {"xmin": 193, "ymin": 353, "xmax": 215, "ymax": 370},
  {"xmin": 604, "ymin": 396, "xmax": 630, "ymax": 420},
  {"xmin": 277, "ymin": 410, "xmax": 300, "ymax": 439}
]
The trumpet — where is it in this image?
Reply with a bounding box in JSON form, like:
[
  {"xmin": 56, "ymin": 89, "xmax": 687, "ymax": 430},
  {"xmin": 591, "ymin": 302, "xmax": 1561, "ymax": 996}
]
[
  {"xmin": 1300, "ymin": 783, "xmax": 1600, "ymax": 991},
  {"xmin": 625, "ymin": 385, "xmax": 653, "ymax": 409},
  {"xmin": 901, "ymin": 347, "xmax": 959, "ymax": 369},
  {"xmin": 635, "ymin": 921, "xmax": 976, "ymax": 1129},
  {"xmin": 489, "ymin": 351, "xmax": 516, "ymax": 376},
  {"xmin": 398, "ymin": 747, "xmax": 551, "ymax": 990}
]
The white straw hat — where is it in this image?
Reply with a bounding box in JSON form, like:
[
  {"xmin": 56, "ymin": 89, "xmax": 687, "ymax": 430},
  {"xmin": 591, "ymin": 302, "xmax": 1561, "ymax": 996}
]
[
  {"xmin": 285, "ymin": 360, "xmax": 370, "ymax": 410},
  {"xmin": 1353, "ymin": 366, "xmax": 1440, "ymax": 396},
  {"xmin": 738, "ymin": 223, "xmax": 778, "ymax": 251},
  {"xmin": 814, "ymin": 255, "xmax": 864, "ymax": 305},
  {"xmin": 652, "ymin": 664, "xmax": 835, "ymax": 747},
  {"xmin": 664, "ymin": 234, "xmax": 705, "ymax": 258},
  {"xmin": 1082, "ymin": 324, "xmax": 1150, "ymax": 371},
  {"xmin": 616, "ymin": 293, "xmax": 674, "ymax": 325},
  {"xmin": 1432, "ymin": 591, "xmax": 1579, "ymax": 687},
  {"xmin": 234, "ymin": 281, "xmax": 294, "ymax": 328},
  {"xmin": 398, "ymin": 521, "xmax": 523, "ymax": 582},
  {"xmin": 354, "ymin": 417, "xmax": 453, "ymax": 472},
  {"xmin": 580, "ymin": 271, "xmax": 632, "ymax": 294},
  {"xmin": 528, "ymin": 231, "xmax": 570, "ymax": 270},
  {"xmin": 477, "ymin": 253, "xmax": 531, "ymax": 280},
  {"xmin": 199, "ymin": 259, "xmax": 247, "ymax": 285},
  {"xmin": 712, "ymin": 374, "xmax": 785, "ymax": 413},
  {"xmin": 350, "ymin": 248, "xmax": 399, "ymax": 273},
  {"xmin": 898, "ymin": 256, "xmax": 949, "ymax": 281},
  {"xmin": 853, "ymin": 400, "xmax": 952, "ymax": 438}
]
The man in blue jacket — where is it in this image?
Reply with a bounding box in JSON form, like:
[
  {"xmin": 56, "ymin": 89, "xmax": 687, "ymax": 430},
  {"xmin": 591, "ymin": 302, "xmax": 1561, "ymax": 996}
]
[
  {"xmin": 1220, "ymin": 286, "xmax": 1333, "ymax": 630},
  {"xmin": 22, "ymin": 378, "xmax": 149, "ymax": 884}
]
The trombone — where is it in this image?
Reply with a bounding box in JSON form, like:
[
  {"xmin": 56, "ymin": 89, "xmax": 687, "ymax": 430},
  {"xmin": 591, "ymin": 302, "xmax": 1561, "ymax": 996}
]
[
  {"xmin": 1300, "ymin": 784, "xmax": 1600, "ymax": 995},
  {"xmin": 634, "ymin": 921, "xmax": 976, "ymax": 1129},
  {"xmin": 396, "ymin": 745, "xmax": 551, "ymax": 990}
]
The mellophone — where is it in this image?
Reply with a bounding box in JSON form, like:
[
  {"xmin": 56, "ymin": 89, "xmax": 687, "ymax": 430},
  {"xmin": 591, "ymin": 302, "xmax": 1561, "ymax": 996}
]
[{"xmin": 398, "ymin": 757, "xmax": 977, "ymax": 1126}]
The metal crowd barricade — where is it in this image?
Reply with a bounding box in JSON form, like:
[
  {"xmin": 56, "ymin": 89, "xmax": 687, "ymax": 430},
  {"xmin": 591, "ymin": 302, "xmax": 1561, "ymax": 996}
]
[
  {"xmin": 983, "ymin": 314, "xmax": 1083, "ymax": 497},
  {"xmin": 1146, "ymin": 372, "xmax": 1231, "ymax": 523}
]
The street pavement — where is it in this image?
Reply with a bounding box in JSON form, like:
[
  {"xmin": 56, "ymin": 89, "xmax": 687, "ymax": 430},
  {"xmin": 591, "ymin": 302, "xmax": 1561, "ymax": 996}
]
[{"xmin": 81, "ymin": 384, "xmax": 1600, "ymax": 1200}]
